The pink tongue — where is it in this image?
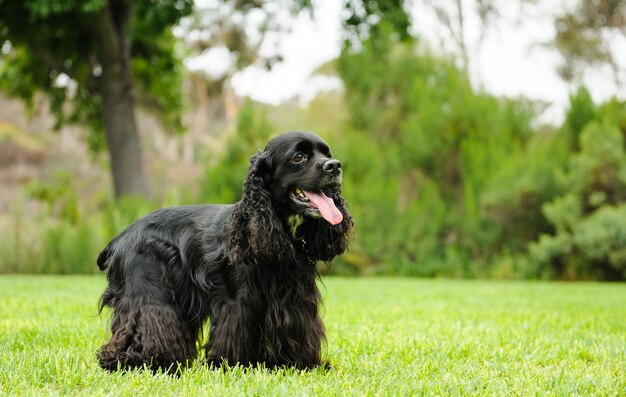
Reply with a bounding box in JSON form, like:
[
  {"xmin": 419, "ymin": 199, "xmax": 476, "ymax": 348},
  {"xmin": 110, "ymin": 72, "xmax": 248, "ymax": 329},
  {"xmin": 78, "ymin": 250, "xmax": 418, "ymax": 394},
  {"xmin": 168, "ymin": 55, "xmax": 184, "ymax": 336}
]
[{"xmin": 303, "ymin": 191, "xmax": 344, "ymax": 225}]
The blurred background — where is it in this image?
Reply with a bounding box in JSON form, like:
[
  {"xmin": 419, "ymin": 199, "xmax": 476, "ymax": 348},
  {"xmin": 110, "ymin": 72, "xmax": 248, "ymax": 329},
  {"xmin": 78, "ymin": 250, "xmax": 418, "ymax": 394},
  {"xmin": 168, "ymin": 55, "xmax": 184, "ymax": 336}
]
[{"xmin": 0, "ymin": 0, "xmax": 625, "ymax": 280}]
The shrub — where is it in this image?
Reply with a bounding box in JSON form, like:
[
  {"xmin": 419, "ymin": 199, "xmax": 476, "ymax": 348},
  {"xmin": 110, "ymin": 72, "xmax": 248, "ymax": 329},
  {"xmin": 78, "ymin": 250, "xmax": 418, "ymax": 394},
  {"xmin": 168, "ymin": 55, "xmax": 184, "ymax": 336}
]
[
  {"xmin": 528, "ymin": 116, "xmax": 626, "ymax": 280},
  {"xmin": 337, "ymin": 28, "xmax": 540, "ymax": 276},
  {"xmin": 0, "ymin": 187, "xmax": 159, "ymax": 274},
  {"xmin": 530, "ymin": 204, "xmax": 626, "ymax": 280}
]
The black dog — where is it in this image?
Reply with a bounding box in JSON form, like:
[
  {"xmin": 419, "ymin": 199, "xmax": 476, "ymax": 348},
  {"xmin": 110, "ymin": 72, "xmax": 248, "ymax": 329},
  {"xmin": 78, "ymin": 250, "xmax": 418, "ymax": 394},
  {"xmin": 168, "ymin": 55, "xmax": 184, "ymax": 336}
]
[{"xmin": 96, "ymin": 131, "xmax": 353, "ymax": 372}]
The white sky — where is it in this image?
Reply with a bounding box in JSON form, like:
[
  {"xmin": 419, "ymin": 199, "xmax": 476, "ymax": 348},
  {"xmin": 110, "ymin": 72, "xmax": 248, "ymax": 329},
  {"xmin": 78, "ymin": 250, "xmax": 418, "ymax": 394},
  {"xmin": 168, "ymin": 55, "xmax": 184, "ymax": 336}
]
[
  {"xmin": 229, "ymin": 0, "xmax": 344, "ymax": 106},
  {"xmin": 188, "ymin": 0, "xmax": 626, "ymax": 125}
]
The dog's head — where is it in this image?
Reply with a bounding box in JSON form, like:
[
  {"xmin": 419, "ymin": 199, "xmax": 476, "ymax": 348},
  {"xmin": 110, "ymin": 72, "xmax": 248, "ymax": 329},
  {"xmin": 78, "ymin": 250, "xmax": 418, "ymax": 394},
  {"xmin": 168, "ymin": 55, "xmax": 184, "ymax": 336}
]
[
  {"xmin": 230, "ymin": 131, "xmax": 353, "ymax": 265},
  {"xmin": 263, "ymin": 131, "xmax": 345, "ymax": 224}
]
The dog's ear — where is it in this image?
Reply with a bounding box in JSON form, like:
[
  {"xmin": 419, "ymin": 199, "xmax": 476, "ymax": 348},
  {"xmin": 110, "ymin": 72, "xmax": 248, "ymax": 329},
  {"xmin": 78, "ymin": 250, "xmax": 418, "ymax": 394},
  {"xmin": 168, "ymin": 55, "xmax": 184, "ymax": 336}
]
[
  {"xmin": 299, "ymin": 194, "xmax": 354, "ymax": 261},
  {"xmin": 229, "ymin": 151, "xmax": 295, "ymax": 265}
]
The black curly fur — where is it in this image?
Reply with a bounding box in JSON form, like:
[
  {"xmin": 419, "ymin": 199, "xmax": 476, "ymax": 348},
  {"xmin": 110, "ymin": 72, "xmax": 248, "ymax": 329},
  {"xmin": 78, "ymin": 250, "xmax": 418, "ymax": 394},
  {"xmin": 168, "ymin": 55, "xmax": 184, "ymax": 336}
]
[{"xmin": 96, "ymin": 131, "xmax": 353, "ymax": 372}]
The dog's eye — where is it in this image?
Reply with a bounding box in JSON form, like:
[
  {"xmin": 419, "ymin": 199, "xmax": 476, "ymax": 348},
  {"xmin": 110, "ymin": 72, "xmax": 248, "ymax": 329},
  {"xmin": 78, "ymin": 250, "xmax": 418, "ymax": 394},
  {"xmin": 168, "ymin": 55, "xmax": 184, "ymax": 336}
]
[{"xmin": 291, "ymin": 153, "xmax": 306, "ymax": 164}]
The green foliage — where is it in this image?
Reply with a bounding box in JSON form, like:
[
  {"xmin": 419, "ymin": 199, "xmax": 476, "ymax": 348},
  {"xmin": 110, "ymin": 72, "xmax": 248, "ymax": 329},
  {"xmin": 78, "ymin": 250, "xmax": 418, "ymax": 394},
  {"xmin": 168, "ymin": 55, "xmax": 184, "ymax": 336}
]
[
  {"xmin": 481, "ymin": 133, "xmax": 569, "ymax": 251},
  {"xmin": 342, "ymin": 0, "xmax": 411, "ymax": 50},
  {"xmin": 37, "ymin": 221, "xmax": 100, "ymax": 273},
  {"xmin": 2, "ymin": 276, "xmax": 625, "ymax": 395},
  {"xmin": 336, "ymin": 23, "xmax": 541, "ymax": 276},
  {"xmin": 24, "ymin": 0, "xmax": 106, "ymax": 17},
  {"xmin": 131, "ymin": 1, "xmax": 194, "ymax": 133},
  {"xmin": 562, "ymin": 86, "xmax": 597, "ymax": 150},
  {"xmin": 529, "ymin": 115, "xmax": 626, "ymax": 280},
  {"xmin": 569, "ymin": 120, "xmax": 626, "ymax": 202},
  {"xmin": 574, "ymin": 205, "xmax": 626, "ymax": 274},
  {"xmin": 132, "ymin": 30, "xmax": 187, "ymax": 133},
  {"xmin": 0, "ymin": 185, "xmax": 159, "ymax": 273},
  {"xmin": 332, "ymin": 2, "xmax": 626, "ymax": 279},
  {"xmin": 27, "ymin": 170, "xmax": 80, "ymax": 224},
  {"xmin": 530, "ymin": 204, "xmax": 626, "ymax": 280},
  {"xmin": 552, "ymin": 0, "xmax": 626, "ymax": 81},
  {"xmin": 0, "ymin": 0, "xmax": 193, "ymax": 141},
  {"xmin": 199, "ymin": 101, "xmax": 275, "ymax": 204}
]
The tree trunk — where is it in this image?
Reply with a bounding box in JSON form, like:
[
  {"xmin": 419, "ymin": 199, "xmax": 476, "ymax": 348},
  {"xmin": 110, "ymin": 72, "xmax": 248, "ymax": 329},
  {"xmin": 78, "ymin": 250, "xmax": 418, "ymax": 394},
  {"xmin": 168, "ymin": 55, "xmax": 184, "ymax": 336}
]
[{"xmin": 93, "ymin": 1, "xmax": 149, "ymax": 199}]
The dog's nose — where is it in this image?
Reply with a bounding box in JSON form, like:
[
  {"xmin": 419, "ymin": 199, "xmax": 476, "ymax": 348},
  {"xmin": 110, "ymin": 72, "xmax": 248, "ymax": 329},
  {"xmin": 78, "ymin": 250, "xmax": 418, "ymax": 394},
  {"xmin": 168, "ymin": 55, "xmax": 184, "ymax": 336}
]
[{"xmin": 323, "ymin": 159, "xmax": 341, "ymax": 175}]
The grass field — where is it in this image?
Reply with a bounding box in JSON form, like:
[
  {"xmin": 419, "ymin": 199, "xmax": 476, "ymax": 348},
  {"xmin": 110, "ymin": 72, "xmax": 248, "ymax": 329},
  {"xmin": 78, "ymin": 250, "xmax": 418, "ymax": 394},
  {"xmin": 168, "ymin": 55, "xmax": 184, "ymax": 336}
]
[{"xmin": 0, "ymin": 276, "xmax": 624, "ymax": 396}]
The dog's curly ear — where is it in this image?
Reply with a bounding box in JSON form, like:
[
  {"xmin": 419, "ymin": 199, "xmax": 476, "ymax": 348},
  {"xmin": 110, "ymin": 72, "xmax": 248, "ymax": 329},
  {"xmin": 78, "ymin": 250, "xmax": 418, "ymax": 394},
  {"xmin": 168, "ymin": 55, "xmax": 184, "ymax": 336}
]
[{"xmin": 229, "ymin": 151, "xmax": 295, "ymax": 265}]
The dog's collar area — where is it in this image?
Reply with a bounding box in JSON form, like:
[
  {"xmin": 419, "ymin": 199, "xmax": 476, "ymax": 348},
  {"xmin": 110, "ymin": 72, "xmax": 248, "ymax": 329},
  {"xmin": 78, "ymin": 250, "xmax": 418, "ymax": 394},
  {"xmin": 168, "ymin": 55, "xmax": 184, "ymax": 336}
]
[{"xmin": 296, "ymin": 236, "xmax": 316, "ymax": 265}]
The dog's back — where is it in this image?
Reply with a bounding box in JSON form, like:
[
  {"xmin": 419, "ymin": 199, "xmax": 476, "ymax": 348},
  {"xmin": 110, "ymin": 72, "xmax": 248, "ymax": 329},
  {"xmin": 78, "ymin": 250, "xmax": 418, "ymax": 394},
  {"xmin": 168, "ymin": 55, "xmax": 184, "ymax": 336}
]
[{"xmin": 97, "ymin": 204, "xmax": 234, "ymax": 271}]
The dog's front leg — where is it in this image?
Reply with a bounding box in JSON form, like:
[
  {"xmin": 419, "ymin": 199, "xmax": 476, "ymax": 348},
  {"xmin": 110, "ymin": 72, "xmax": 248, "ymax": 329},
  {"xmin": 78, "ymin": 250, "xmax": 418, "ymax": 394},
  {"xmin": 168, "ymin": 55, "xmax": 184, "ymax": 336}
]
[{"xmin": 205, "ymin": 298, "xmax": 263, "ymax": 368}]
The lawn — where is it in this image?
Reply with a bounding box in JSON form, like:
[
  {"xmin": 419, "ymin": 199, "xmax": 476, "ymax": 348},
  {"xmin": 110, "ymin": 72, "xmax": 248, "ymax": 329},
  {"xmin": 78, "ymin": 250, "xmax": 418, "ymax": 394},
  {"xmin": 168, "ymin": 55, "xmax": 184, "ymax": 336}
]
[{"xmin": 0, "ymin": 276, "xmax": 624, "ymax": 396}]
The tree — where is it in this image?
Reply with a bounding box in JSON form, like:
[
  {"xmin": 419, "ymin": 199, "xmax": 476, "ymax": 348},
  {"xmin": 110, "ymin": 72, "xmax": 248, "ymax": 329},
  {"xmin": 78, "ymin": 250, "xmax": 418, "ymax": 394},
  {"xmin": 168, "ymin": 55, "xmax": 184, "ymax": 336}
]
[
  {"xmin": 177, "ymin": 0, "xmax": 311, "ymax": 158},
  {"xmin": 0, "ymin": 0, "xmax": 314, "ymax": 199},
  {"xmin": 0, "ymin": 0, "xmax": 193, "ymax": 199},
  {"xmin": 420, "ymin": 0, "xmax": 499, "ymax": 71},
  {"xmin": 341, "ymin": 0, "xmax": 411, "ymax": 50},
  {"xmin": 552, "ymin": 0, "xmax": 626, "ymax": 86}
]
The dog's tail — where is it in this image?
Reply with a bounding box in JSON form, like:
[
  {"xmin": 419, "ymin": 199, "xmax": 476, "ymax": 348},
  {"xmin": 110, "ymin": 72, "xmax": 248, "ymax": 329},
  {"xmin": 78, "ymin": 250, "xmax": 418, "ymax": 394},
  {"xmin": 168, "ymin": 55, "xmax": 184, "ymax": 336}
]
[{"xmin": 97, "ymin": 245, "xmax": 113, "ymax": 271}]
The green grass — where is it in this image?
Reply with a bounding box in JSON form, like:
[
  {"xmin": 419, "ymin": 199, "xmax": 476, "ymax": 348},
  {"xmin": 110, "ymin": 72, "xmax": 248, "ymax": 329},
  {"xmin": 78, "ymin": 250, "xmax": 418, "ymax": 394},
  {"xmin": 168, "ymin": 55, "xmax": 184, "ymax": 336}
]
[{"xmin": 0, "ymin": 276, "xmax": 624, "ymax": 396}]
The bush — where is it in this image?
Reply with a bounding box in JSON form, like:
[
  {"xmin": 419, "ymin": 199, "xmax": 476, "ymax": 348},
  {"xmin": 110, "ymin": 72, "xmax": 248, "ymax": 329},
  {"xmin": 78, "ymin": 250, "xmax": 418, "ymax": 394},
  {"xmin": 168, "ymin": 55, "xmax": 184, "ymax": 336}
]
[
  {"xmin": 481, "ymin": 133, "xmax": 569, "ymax": 252},
  {"xmin": 336, "ymin": 29, "xmax": 541, "ymax": 276},
  {"xmin": 528, "ymin": 116, "xmax": 626, "ymax": 280},
  {"xmin": 530, "ymin": 204, "xmax": 626, "ymax": 280},
  {"xmin": 335, "ymin": 23, "xmax": 626, "ymax": 279},
  {"xmin": 0, "ymin": 185, "xmax": 159, "ymax": 274},
  {"xmin": 198, "ymin": 101, "xmax": 274, "ymax": 204}
]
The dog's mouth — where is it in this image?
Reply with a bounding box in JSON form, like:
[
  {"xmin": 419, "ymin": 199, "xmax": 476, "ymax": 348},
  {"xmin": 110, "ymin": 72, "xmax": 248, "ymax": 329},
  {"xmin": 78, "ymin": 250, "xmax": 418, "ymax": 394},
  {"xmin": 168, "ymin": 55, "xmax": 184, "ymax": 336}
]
[{"xmin": 290, "ymin": 186, "xmax": 343, "ymax": 225}]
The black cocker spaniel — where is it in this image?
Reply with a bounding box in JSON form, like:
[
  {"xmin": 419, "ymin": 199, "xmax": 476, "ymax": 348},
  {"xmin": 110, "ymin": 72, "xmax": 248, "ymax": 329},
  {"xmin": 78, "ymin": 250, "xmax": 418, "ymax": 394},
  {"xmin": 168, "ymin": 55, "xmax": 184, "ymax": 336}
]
[{"xmin": 96, "ymin": 131, "xmax": 353, "ymax": 372}]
